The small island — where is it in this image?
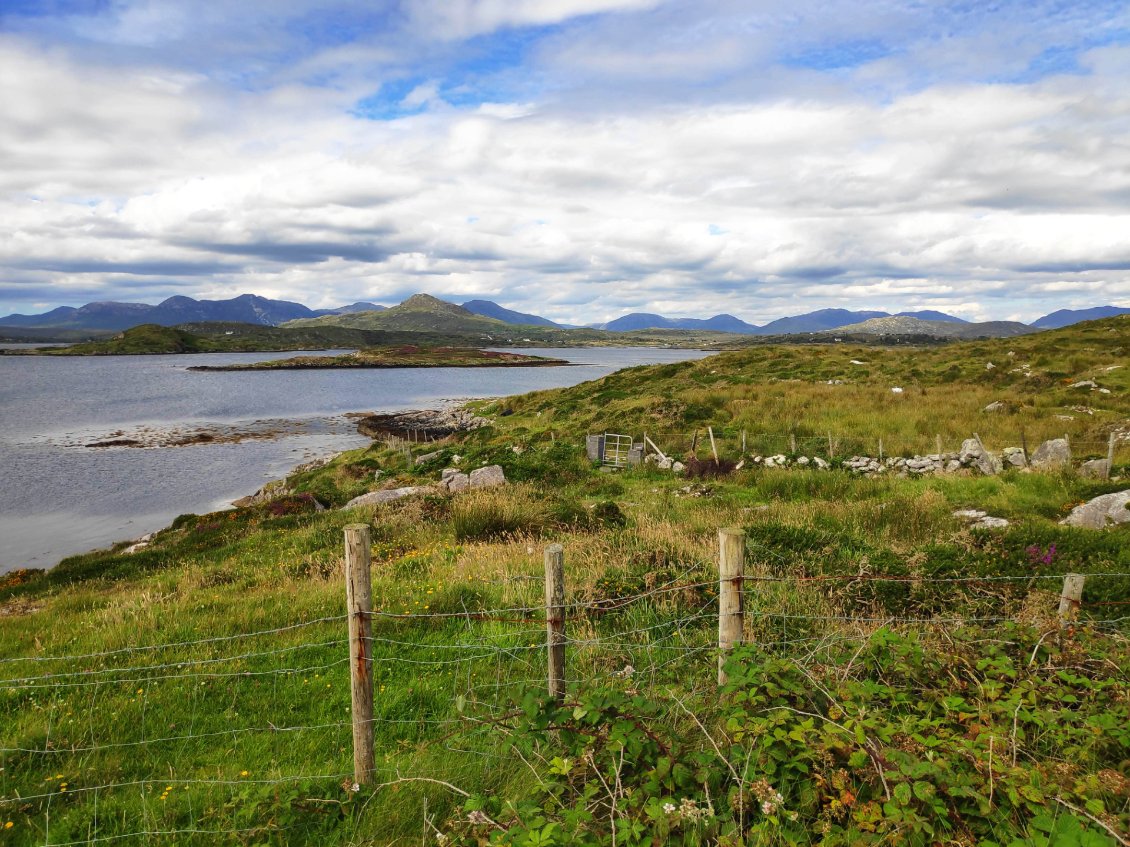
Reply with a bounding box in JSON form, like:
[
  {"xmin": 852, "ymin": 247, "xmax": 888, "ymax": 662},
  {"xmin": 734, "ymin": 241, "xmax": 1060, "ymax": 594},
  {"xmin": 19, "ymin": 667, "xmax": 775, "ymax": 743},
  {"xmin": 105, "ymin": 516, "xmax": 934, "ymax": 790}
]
[{"xmin": 187, "ymin": 345, "xmax": 569, "ymax": 371}]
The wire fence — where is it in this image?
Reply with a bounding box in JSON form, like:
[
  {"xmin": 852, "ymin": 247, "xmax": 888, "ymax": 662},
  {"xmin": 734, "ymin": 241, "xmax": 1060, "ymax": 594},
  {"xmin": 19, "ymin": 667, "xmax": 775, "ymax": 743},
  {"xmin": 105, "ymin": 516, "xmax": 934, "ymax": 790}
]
[{"xmin": 2, "ymin": 531, "xmax": 1128, "ymax": 845}]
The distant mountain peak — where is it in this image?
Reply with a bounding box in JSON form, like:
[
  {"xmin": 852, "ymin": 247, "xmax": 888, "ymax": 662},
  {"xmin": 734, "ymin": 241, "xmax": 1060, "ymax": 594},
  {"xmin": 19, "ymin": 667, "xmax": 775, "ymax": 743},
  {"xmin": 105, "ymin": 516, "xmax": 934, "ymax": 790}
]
[
  {"xmin": 398, "ymin": 293, "xmax": 471, "ymax": 315},
  {"xmin": 461, "ymin": 299, "xmax": 563, "ymax": 328},
  {"xmin": 1032, "ymin": 305, "xmax": 1130, "ymax": 329}
]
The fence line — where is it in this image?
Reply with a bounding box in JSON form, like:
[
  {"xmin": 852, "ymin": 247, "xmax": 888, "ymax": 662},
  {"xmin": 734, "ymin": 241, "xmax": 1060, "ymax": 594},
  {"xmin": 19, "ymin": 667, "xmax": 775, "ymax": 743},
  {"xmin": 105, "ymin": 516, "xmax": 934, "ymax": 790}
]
[
  {"xmin": 2, "ymin": 527, "xmax": 1127, "ymax": 844},
  {"xmin": 3, "ymin": 574, "xmax": 1126, "ymax": 682}
]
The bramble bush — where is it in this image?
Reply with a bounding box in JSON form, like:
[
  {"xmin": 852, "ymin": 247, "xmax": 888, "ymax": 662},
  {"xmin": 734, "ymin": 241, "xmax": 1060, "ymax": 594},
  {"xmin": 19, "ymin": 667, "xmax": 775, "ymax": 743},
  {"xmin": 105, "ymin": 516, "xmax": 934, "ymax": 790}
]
[{"xmin": 443, "ymin": 626, "xmax": 1128, "ymax": 846}]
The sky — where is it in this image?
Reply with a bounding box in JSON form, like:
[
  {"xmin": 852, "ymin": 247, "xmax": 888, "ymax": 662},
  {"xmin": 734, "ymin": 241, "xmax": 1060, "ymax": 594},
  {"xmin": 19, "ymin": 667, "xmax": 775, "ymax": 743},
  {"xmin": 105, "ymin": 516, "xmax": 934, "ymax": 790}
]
[{"xmin": 2, "ymin": 0, "xmax": 1129, "ymax": 325}]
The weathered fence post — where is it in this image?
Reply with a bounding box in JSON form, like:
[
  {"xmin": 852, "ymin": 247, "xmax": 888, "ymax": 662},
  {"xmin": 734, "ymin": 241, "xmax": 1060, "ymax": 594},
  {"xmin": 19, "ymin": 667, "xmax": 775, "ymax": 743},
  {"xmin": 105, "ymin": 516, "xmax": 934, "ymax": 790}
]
[
  {"xmin": 789, "ymin": 431, "xmax": 797, "ymax": 454},
  {"xmin": 1058, "ymin": 573, "xmax": 1085, "ymax": 633},
  {"xmin": 708, "ymin": 426, "xmax": 720, "ymax": 464},
  {"xmin": 718, "ymin": 528, "xmax": 745, "ymax": 686},
  {"xmin": 544, "ymin": 544, "xmax": 566, "ymax": 701},
  {"xmin": 1106, "ymin": 432, "xmax": 1116, "ymax": 481},
  {"xmin": 344, "ymin": 524, "xmax": 375, "ymax": 785}
]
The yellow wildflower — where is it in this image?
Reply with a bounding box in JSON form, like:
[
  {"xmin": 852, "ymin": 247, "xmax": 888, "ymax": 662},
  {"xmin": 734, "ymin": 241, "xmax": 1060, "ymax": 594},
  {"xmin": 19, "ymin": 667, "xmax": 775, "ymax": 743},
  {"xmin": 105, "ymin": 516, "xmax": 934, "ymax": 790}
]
[{"xmin": 240, "ymin": 770, "xmax": 250, "ymax": 777}]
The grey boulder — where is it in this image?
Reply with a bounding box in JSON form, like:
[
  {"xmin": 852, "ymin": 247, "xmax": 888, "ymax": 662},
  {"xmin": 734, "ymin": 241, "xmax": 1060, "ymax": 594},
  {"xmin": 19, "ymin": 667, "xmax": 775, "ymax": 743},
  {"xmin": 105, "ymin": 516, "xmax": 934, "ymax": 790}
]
[
  {"xmin": 1060, "ymin": 490, "xmax": 1130, "ymax": 529},
  {"xmin": 469, "ymin": 465, "xmax": 507, "ymax": 489},
  {"xmin": 344, "ymin": 486, "xmax": 427, "ymax": 509},
  {"xmin": 1030, "ymin": 438, "xmax": 1071, "ymax": 470}
]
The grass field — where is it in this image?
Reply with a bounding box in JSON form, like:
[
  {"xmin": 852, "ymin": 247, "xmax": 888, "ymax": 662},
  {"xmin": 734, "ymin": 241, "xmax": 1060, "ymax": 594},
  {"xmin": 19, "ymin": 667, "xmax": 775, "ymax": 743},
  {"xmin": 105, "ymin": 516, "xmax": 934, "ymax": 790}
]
[{"xmin": 1, "ymin": 318, "xmax": 1128, "ymax": 846}]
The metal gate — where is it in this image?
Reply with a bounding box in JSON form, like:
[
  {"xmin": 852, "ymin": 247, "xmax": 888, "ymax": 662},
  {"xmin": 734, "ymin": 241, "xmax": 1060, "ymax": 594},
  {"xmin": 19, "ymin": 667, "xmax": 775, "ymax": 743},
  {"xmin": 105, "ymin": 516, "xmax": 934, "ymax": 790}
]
[{"xmin": 603, "ymin": 433, "xmax": 632, "ymax": 468}]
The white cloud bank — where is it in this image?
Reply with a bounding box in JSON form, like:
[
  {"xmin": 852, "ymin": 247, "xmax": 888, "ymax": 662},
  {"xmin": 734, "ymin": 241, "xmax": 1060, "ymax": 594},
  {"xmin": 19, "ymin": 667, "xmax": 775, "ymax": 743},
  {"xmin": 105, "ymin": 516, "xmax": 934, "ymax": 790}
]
[{"xmin": 1, "ymin": 1, "xmax": 1129, "ymax": 323}]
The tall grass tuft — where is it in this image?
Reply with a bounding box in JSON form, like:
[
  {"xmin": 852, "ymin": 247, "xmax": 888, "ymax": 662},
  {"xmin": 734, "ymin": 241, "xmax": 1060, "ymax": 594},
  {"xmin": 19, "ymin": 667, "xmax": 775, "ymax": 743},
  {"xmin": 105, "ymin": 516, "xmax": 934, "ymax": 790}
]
[{"xmin": 450, "ymin": 485, "xmax": 552, "ymax": 541}]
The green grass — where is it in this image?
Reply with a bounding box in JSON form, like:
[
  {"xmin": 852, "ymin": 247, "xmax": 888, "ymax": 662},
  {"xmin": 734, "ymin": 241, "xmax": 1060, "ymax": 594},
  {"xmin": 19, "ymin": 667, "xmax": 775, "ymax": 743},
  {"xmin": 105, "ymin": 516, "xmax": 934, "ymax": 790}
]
[{"xmin": 2, "ymin": 318, "xmax": 1129, "ymax": 845}]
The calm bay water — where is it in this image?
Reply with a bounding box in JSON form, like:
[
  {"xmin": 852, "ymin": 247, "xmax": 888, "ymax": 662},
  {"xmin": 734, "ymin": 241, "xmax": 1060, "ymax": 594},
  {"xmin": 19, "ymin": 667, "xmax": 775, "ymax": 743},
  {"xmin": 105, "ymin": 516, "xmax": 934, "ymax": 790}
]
[{"xmin": 0, "ymin": 347, "xmax": 709, "ymax": 572}]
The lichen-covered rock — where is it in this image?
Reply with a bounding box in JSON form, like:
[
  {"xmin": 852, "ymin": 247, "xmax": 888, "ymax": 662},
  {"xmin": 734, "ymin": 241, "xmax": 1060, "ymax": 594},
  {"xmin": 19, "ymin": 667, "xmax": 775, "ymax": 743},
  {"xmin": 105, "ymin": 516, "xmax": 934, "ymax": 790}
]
[
  {"xmin": 344, "ymin": 486, "xmax": 428, "ymax": 509},
  {"xmin": 1060, "ymin": 490, "xmax": 1130, "ymax": 529},
  {"xmin": 444, "ymin": 472, "xmax": 470, "ymax": 493},
  {"xmin": 1030, "ymin": 438, "xmax": 1071, "ymax": 470},
  {"xmin": 1002, "ymin": 447, "xmax": 1027, "ymax": 468},
  {"xmin": 469, "ymin": 465, "xmax": 507, "ymax": 489},
  {"xmin": 1079, "ymin": 458, "xmax": 1111, "ymax": 479},
  {"xmin": 958, "ymin": 439, "xmax": 1002, "ymax": 475}
]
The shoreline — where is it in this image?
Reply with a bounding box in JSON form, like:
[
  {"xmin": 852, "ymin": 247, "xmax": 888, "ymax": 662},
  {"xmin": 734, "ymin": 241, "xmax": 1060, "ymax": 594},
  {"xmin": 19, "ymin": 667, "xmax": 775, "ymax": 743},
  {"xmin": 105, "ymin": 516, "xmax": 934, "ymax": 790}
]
[{"xmin": 3, "ymin": 399, "xmax": 487, "ymax": 576}]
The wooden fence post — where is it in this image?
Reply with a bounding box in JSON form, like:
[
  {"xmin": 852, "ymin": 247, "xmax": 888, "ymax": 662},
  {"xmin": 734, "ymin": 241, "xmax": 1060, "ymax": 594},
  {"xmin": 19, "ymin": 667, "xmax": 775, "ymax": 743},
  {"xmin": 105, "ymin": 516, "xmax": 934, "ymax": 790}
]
[
  {"xmin": 708, "ymin": 426, "xmax": 720, "ymax": 464},
  {"xmin": 718, "ymin": 528, "xmax": 745, "ymax": 686},
  {"xmin": 1058, "ymin": 573, "xmax": 1085, "ymax": 633},
  {"xmin": 344, "ymin": 524, "xmax": 374, "ymax": 785},
  {"xmin": 545, "ymin": 544, "xmax": 566, "ymax": 701},
  {"xmin": 789, "ymin": 432, "xmax": 797, "ymax": 454},
  {"xmin": 1106, "ymin": 432, "xmax": 1116, "ymax": 481}
]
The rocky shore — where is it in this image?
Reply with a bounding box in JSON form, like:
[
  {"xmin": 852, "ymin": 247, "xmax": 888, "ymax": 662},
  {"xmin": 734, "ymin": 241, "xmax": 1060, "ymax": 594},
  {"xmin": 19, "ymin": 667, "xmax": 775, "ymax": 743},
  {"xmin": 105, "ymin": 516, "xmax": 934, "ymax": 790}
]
[{"xmin": 356, "ymin": 407, "xmax": 491, "ymax": 440}]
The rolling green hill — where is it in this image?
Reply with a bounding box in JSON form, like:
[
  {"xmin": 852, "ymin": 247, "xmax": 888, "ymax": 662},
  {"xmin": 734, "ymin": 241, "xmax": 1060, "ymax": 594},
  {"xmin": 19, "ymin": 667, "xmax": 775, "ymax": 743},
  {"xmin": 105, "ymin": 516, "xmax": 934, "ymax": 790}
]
[
  {"xmin": 484, "ymin": 314, "xmax": 1130, "ymax": 458},
  {"xmin": 284, "ymin": 293, "xmax": 513, "ymax": 334}
]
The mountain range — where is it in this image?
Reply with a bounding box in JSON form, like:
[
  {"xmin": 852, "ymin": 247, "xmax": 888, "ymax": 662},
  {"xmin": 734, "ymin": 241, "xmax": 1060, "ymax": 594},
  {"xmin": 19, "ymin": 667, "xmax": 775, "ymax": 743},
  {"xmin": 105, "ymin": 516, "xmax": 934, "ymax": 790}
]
[
  {"xmin": 3, "ymin": 293, "xmax": 1127, "ymax": 336},
  {"xmin": 0, "ymin": 294, "xmax": 387, "ymax": 331}
]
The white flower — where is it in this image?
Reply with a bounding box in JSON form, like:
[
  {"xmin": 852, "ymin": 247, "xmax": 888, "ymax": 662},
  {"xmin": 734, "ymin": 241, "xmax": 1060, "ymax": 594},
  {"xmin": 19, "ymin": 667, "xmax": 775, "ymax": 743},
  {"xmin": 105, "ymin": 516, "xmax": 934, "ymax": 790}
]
[{"xmin": 662, "ymin": 802, "xmax": 676, "ymax": 814}]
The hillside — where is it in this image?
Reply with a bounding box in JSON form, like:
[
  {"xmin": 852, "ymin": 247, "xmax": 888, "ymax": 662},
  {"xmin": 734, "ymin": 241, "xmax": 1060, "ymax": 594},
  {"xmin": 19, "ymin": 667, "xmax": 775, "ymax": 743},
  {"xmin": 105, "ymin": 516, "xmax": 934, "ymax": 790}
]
[
  {"xmin": 284, "ymin": 295, "xmax": 753, "ymax": 347},
  {"xmin": 1, "ymin": 315, "xmax": 1127, "ymax": 846},
  {"xmin": 460, "ymin": 299, "xmax": 563, "ymax": 327},
  {"xmin": 285, "ymin": 293, "xmax": 514, "ymax": 335},
  {"xmin": 491, "ymin": 314, "xmax": 1130, "ymax": 456},
  {"xmin": 824, "ymin": 315, "xmax": 1036, "ymax": 339}
]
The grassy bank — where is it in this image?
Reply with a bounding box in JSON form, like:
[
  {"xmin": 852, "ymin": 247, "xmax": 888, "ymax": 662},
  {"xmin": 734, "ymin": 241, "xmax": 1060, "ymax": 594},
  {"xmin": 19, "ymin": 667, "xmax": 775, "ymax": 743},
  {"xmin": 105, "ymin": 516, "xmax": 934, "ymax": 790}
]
[{"xmin": 2, "ymin": 319, "xmax": 1128, "ymax": 846}]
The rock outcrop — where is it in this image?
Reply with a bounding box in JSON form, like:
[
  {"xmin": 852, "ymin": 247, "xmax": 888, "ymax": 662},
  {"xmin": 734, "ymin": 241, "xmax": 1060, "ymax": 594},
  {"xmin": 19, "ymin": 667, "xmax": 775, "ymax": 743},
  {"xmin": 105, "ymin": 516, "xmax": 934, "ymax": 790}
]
[
  {"xmin": 1060, "ymin": 490, "xmax": 1130, "ymax": 529},
  {"xmin": 357, "ymin": 408, "xmax": 489, "ymax": 440}
]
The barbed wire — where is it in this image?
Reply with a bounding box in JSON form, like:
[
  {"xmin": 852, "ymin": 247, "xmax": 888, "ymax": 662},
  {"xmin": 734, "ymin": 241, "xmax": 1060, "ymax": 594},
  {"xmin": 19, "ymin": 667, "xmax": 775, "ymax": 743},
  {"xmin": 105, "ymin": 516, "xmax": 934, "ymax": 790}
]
[
  {"xmin": 4, "ymin": 574, "xmax": 1125, "ymax": 685},
  {"xmin": 0, "ymin": 615, "xmax": 349, "ymax": 666},
  {"xmin": 1, "ymin": 657, "xmax": 352, "ymax": 692},
  {"xmin": 0, "ymin": 638, "xmax": 349, "ymax": 686},
  {"xmin": 1, "ymin": 771, "xmax": 358, "ymax": 804},
  {"xmin": 43, "ymin": 825, "xmax": 291, "ymax": 846}
]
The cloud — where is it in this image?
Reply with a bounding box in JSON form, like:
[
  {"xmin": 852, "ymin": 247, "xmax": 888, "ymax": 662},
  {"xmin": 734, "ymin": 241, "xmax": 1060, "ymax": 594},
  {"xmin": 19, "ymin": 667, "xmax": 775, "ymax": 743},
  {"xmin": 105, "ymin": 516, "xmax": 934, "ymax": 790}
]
[{"xmin": 0, "ymin": 4, "xmax": 1129, "ymax": 322}]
